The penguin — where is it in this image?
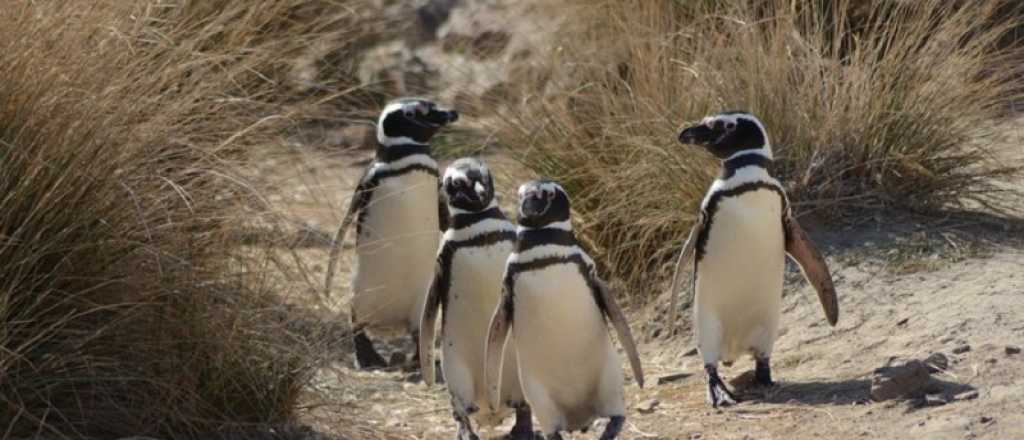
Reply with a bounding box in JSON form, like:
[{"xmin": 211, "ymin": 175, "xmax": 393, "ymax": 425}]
[
  {"xmin": 419, "ymin": 158, "xmax": 533, "ymax": 440},
  {"xmin": 669, "ymin": 111, "xmax": 839, "ymax": 407},
  {"xmin": 484, "ymin": 180, "xmax": 644, "ymax": 440},
  {"xmin": 324, "ymin": 97, "xmax": 458, "ymax": 369}
]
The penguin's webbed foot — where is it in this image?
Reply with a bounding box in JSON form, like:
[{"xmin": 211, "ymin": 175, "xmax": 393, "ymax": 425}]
[
  {"xmin": 599, "ymin": 415, "xmax": 625, "ymax": 440},
  {"xmin": 505, "ymin": 404, "xmax": 536, "ymax": 440},
  {"xmin": 453, "ymin": 411, "xmax": 479, "ymax": 440},
  {"xmin": 353, "ymin": 331, "xmax": 388, "ymax": 370},
  {"xmin": 755, "ymin": 356, "xmax": 775, "ymax": 387},
  {"xmin": 705, "ymin": 364, "xmax": 738, "ymax": 408}
]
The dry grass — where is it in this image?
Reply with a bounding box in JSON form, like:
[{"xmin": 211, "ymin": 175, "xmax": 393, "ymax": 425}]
[
  {"xmin": 489, "ymin": 0, "xmax": 1024, "ymax": 297},
  {"xmin": 0, "ymin": 1, "xmax": 376, "ymax": 438}
]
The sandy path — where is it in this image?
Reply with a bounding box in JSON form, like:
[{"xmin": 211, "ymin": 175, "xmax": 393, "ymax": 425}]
[{"xmin": 247, "ymin": 123, "xmax": 1024, "ymax": 439}]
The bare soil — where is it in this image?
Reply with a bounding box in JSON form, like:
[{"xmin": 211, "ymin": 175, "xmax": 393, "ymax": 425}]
[{"xmin": 245, "ymin": 115, "xmax": 1024, "ymax": 439}]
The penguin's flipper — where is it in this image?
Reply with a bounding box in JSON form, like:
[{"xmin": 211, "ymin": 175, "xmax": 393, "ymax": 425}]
[
  {"xmin": 784, "ymin": 215, "xmax": 839, "ymax": 326},
  {"xmin": 484, "ymin": 282, "xmax": 513, "ymax": 411},
  {"xmin": 419, "ymin": 261, "xmax": 443, "ymax": 386},
  {"xmin": 438, "ymin": 182, "xmax": 450, "ymax": 232},
  {"xmin": 594, "ymin": 278, "xmax": 645, "ymax": 388},
  {"xmin": 324, "ymin": 168, "xmax": 377, "ymax": 298},
  {"xmin": 667, "ymin": 214, "xmax": 705, "ymax": 326}
]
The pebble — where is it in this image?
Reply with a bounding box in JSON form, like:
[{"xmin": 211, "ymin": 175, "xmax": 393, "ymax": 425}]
[
  {"xmin": 657, "ymin": 372, "xmax": 692, "ymax": 385},
  {"xmin": 1006, "ymin": 346, "xmax": 1021, "ymax": 356},
  {"xmin": 923, "ymin": 353, "xmax": 948, "ymax": 372},
  {"xmin": 952, "ymin": 344, "xmax": 971, "ymax": 355},
  {"xmin": 871, "ymin": 359, "xmax": 933, "ymax": 401},
  {"xmin": 954, "ymin": 390, "xmax": 979, "ymax": 401},
  {"xmin": 636, "ymin": 398, "xmax": 660, "ymax": 414}
]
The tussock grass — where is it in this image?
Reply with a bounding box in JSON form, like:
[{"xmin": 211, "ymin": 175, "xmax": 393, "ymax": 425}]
[
  {"xmin": 490, "ymin": 0, "xmax": 1024, "ymax": 296},
  {"xmin": 0, "ymin": 1, "xmax": 374, "ymax": 438}
]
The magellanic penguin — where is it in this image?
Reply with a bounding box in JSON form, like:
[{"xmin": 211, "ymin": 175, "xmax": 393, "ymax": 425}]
[
  {"xmin": 669, "ymin": 111, "xmax": 839, "ymax": 407},
  {"xmin": 324, "ymin": 97, "xmax": 458, "ymax": 369},
  {"xmin": 419, "ymin": 158, "xmax": 533, "ymax": 440},
  {"xmin": 485, "ymin": 180, "xmax": 644, "ymax": 440}
]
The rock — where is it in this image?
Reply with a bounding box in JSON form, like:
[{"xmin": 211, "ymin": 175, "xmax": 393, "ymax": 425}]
[
  {"xmin": 657, "ymin": 372, "xmax": 692, "ymax": 385},
  {"xmin": 871, "ymin": 359, "xmax": 932, "ymax": 401},
  {"xmin": 923, "ymin": 353, "xmax": 949, "ymax": 373},
  {"xmin": 980, "ymin": 416, "xmax": 994, "ymax": 424},
  {"xmin": 636, "ymin": 398, "xmax": 660, "ymax": 414},
  {"xmin": 953, "ymin": 389, "xmax": 979, "ymax": 401},
  {"xmin": 952, "ymin": 344, "xmax": 971, "ymax": 355},
  {"xmin": 1006, "ymin": 346, "xmax": 1021, "ymax": 356},
  {"xmin": 924, "ymin": 393, "xmax": 949, "ymax": 407},
  {"xmin": 896, "ymin": 317, "xmax": 909, "ymax": 326},
  {"xmin": 684, "ymin": 347, "xmax": 699, "ymax": 357}
]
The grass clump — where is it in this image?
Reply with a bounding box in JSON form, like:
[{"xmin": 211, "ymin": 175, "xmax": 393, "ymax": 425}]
[
  {"xmin": 490, "ymin": 0, "xmax": 1024, "ymax": 296},
  {"xmin": 0, "ymin": 1, "xmax": 373, "ymax": 438}
]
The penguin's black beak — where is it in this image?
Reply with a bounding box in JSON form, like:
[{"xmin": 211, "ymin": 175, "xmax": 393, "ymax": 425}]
[
  {"xmin": 451, "ymin": 183, "xmax": 480, "ymax": 204},
  {"xmin": 678, "ymin": 124, "xmax": 715, "ymax": 146},
  {"xmin": 520, "ymin": 191, "xmax": 547, "ymax": 218},
  {"xmin": 425, "ymin": 107, "xmax": 459, "ymax": 126},
  {"xmin": 449, "ymin": 177, "xmax": 490, "ymax": 210}
]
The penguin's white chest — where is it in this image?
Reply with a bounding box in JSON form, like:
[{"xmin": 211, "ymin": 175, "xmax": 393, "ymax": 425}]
[
  {"xmin": 442, "ymin": 241, "xmax": 522, "ymax": 424},
  {"xmin": 695, "ymin": 188, "xmax": 786, "ymax": 363},
  {"xmin": 351, "ymin": 171, "xmax": 440, "ymax": 330},
  {"xmin": 512, "ymin": 262, "xmax": 624, "ymax": 431}
]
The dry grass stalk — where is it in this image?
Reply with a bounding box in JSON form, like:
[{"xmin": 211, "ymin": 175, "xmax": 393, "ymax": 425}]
[
  {"xmin": 0, "ymin": 0, "xmax": 377, "ymax": 438},
  {"xmin": 489, "ymin": 0, "xmax": 1024, "ymax": 298}
]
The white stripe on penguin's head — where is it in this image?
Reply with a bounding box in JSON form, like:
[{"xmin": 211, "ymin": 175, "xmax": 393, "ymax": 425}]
[
  {"xmin": 376, "ymin": 98, "xmax": 458, "ymax": 147},
  {"xmin": 680, "ymin": 111, "xmax": 772, "ymax": 160},
  {"xmin": 516, "ymin": 180, "xmax": 571, "ymax": 229}
]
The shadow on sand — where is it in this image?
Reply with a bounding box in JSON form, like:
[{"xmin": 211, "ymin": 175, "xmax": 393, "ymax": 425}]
[{"xmin": 730, "ymin": 373, "xmax": 975, "ymax": 407}]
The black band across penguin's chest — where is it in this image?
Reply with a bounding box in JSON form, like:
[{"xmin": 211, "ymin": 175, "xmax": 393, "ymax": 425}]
[
  {"xmin": 376, "ymin": 143, "xmax": 430, "ymax": 162},
  {"xmin": 436, "ymin": 229, "xmax": 517, "ymax": 321},
  {"xmin": 450, "ymin": 207, "xmax": 506, "ymax": 230},
  {"xmin": 514, "ymin": 228, "xmax": 577, "ymax": 253},
  {"xmin": 721, "ymin": 154, "xmax": 773, "ymax": 180},
  {"xmin": 696, "ymin": 181, "xmax": 788, "ymax": 261},
  {"xmin": 371, "ymin": 144, "xmax": 439, "ymax": 180}
]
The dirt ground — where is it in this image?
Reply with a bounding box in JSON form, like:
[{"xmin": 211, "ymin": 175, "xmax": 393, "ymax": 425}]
[{"xmin": 243, "ymin": 114, "xmax": 1023, "ymax": 440}]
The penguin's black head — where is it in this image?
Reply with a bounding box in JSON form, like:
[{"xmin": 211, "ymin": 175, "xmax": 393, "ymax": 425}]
[
  {"xmin": 377, "ymin": 98, "xmax": 459, "ymax": 146},
  {"xmin": 678, "ymin": 111, "xmax": 772, "ymax": 160},
  {"xmin": 442, "ymin": 157, "xmax": 495, "ymax": 212},
  {"xmin": 516, "ymin": 180, "xmax": 571, "ymax": 228}
]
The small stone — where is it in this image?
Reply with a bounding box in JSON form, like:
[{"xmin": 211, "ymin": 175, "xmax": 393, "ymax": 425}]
[
  {"xmin": 657, "ymin": 372, "xmax": 692, "ymax": 385},
  {"xmin": 1006, "ymin": 346, "xmax": 1021, "ymax": 356},
  {"xmin": 923, "ymin": 353, "xmax": 949, "ymax": 373},
  {"xmin": 952, "ymin": 344, "xmax": 971, "ymax": 355},
  {"xmin": 980, "ymin": 416, "xmax": 994, "ymax": 424},
  {"xmin": 986, "ymin": 358, "xmax": 997, "ymax": 364},
  {"xmin": 923, "ymin": 394, "xmax": 948, "ymax": 407},
  {"xmin": 684, "ymin": 347, "xmax": 699, "ymax": 357},
  {"xmin": 871, "ymin": 359, "xmax": 933, "ymax": 401},
  {"xmin": 636, "ymin": 398, "xmax": 660, "ymax": 414},
  {"xmin": 953, "ymin": 390, "xmax": 979, "ymax": 401},
  {"xmin": 896, "ymin": 317, "xmax": 909, "ymax": 326}
]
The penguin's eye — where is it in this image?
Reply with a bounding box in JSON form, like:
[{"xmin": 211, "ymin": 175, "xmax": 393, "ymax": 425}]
[
  {"xmin": 402, "ymin": 108, "xmax": 415, "ymax": 118},
  {"xmin": 543, "ymin": 189, "xmax": 554, "ymax": 200},
  {"xmin": 725, "ymin": 121, "xmax": 736, "ymax": 130}
]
